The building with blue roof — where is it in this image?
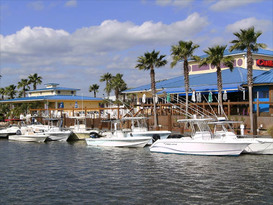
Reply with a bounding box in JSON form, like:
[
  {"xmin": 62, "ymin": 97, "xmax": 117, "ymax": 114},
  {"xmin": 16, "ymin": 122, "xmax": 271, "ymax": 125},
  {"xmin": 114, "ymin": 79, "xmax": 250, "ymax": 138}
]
[
  {"xmin": 123, "ymin": 49, "xmax": 273, "ymax": 114},
  {"xmin": 0, "ymin": 83, "xmax": 103, "ymax": 117}
]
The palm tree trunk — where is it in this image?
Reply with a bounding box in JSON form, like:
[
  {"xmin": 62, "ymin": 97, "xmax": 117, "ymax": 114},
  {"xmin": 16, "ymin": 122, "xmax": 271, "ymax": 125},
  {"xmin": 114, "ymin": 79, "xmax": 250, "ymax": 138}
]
[
  {"xmin": 150, "ymin": 67, "xmax": 158, "ymax": 128},
  {"xmin": 184, "ymin": 60, "xmax": 189, "ymax": 118},
  {"xmin": 247, "ymin": 48, "xmax": 254, "ymax": 133},
  {"xmin": 217, "ymin": 66, "xmax": 223, "ymax": 115}
]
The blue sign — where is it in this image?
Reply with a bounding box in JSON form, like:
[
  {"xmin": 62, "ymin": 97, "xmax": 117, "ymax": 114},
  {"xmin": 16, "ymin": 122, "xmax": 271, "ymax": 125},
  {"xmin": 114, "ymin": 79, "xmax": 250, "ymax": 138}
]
[{"xmin": 59, "ymin": 102, "xmax": 64, "ymax": 108}]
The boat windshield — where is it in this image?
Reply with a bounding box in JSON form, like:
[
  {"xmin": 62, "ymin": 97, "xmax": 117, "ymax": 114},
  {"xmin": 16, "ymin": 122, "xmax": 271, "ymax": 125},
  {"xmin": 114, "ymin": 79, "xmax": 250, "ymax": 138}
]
[{"xmin": 192, "ymin": 121, "xmax": 211, "ymax": 132}]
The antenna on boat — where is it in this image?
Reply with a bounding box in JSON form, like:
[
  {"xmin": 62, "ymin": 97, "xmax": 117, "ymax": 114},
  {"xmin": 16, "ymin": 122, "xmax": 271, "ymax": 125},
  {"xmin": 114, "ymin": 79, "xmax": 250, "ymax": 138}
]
[{"xmin": 171, "ymin": 95, "xmax": 214, "ymax": 118}]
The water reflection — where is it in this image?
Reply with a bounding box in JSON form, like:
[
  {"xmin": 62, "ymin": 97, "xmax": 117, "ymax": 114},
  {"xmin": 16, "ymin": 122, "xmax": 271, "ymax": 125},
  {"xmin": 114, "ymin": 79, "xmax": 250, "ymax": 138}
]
[{"xmin": 0, "ymin": 140, "xmax": 272, "ymax": 204}]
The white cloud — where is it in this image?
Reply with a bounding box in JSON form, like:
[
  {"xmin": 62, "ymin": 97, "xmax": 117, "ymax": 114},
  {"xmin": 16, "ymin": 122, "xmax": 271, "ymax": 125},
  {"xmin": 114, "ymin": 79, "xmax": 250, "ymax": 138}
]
[
  {"xmin": 65, "ymin": 0, "xmax": 77, "ymax": 7},
  {"xmin": 1, "ymin": 13, "xmax": 208, "ymax": 59},
  {"xmin": 27, "ymin": 1, "xmax": 44, "ymax": 11},
  {"xmin": 156, "ymin": 0, "xmax": 193, "ymax": 8},
  {"xmin": 1, "ymin": 26, "xmax": 70, "ymax": 55},
  {"xmin": 0, "ymin": 14, "xmax": 209, "ymax": 92},
  {"xmin": 210, "ymin": 0, "xmax": 262, "ymax": 11},
  {"xmin": 226, "ymin": 17, "xmax": 271, "ymax": 33}
]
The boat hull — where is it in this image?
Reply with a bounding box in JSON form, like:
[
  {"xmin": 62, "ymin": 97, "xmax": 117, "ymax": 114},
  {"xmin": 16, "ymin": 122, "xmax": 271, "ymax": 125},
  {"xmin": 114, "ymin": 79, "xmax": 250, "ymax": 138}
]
[
  {"xmin": 127, "ymin": 131, "xmax": 171, "ymax": 145},
  {"xmin": 85, "ymin": 137, "xmax": 151, "ymax": 148},
  {"xmin": 240, "ymin": 138, "xmax": 273, "ymax": 155},
  {"xmin": 9, "ymin": 135, "xmax": 48, "ymax": 142},
  {"xmin": 45, "ymin": 131, "xmax": 71, "ymax": 141},
  {"xmin": 150, "ymin": 138, "xmax": 250, "ymax": 156}
]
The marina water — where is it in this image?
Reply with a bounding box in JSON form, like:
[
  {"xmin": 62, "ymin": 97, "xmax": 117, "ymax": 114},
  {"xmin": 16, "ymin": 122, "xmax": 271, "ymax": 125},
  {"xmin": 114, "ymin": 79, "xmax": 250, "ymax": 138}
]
[{"xmin": 0, "ymin": 140, "xmax": 272, "ymax": 204}]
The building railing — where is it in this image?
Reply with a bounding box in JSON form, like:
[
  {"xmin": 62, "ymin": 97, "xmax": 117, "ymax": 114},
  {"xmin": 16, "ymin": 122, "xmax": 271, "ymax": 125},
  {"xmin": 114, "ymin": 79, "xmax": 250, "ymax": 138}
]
[{"xmin": 29, "ymin": 100, "xmax": 273, "ymax": 119}]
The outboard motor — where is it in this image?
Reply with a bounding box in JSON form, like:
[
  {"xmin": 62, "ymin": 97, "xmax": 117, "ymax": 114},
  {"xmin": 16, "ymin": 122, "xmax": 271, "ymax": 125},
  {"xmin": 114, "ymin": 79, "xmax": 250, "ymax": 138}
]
[
  {"xmin": 90, "ymin": 132, "xmax": 100, "ymax": 138},
  {"xmin": 16, "ymin": 130, "xmax": 22, "ymax": 135},
  {"xmin": 152, "ymin": 134, "xmax": 160, "ymax": 143}
]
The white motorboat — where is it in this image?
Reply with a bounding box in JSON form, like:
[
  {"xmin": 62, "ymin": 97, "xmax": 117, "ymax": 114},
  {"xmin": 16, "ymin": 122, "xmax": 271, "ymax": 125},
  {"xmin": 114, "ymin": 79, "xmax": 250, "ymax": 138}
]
[
  {"xmin": 150, "ymin": 118, "xmax": 250, "ymax": 156},
  {"xmin": 28, "ymin": 122, "xmax": 71, "ymax": 141},
  {"xmin": 9, "ymin": 127, "xmax": 48, "ymax": 142},
  {"xmin": 122, "ymin": 117, "xmax": 171, "ymax": 144},
  {"xmin": 0, "ymin": 125, "xmax": 20, "ymax": 138},
  {"xmin": 86, "ymin": 135, "xmax": 151, "ymax": 148},
  {"xmin": 240, "ymin": 138, "xmax": 273, "ymax": 154},
  {"xmin": 69, "ymin": 117, "xmax": 91, "ymax": 140},
  {"xmin": 44, "ymin": 127, "xmax": 71, "ymax": 141},
  {"xmin": 210, "ymin": 120, "xmax": 273, "ymax": 155},
  {"xmin": 85, "ymin": 120, "xmax": 151, "ymax": 148}
]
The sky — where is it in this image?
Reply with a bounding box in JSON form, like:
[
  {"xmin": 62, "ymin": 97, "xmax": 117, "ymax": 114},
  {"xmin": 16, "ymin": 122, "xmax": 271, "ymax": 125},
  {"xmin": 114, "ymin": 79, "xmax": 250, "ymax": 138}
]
[{"xmin": 0, "ymin": 0, "xmax": 272, "ymax": 97}]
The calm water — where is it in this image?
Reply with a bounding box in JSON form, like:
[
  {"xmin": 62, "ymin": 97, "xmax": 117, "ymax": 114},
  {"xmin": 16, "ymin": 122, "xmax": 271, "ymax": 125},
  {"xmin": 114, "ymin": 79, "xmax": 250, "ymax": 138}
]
[{"xmin": 0, "ymin": 140, "xmax": 272, "ymax": 205}]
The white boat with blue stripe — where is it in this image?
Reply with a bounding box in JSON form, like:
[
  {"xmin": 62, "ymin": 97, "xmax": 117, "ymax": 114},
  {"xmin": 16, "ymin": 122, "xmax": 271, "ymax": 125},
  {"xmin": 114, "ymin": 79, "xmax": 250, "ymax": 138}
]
[{"xmin": 150, "ymin": 118, "xmax": 251, "ymax": 156}]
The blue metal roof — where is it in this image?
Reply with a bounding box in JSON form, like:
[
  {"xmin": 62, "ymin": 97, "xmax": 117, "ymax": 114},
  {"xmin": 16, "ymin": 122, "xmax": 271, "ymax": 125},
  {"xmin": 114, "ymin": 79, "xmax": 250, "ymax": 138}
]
[
  {"xmin": 123, "ymin": 67, "xmax": 265, "ymax": 93},
  {"xmin": 253, "ymin": 69, "xmax": 273, "ymax": 84},
  {"xmin": 0, "ymin": 95, "xmax": 102, "ymax": 103}
]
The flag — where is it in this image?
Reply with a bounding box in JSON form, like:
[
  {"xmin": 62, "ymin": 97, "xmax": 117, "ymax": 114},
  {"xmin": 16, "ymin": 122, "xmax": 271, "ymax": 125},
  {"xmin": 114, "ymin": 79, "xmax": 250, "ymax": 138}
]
[
  {"xmin": 223, "ymin": 90, "xmax": 227, "ymax": 101},
  {"xmin": 191, "ymin": 90, "xmax": 196, "ymax": 102},
  {"xmin": 208, "ymin": 92, "xmax": 213, "ymax": 103},
  {"xmin": 167, "ymin": 93, "xmax": 170, "ymax": 103},
  {"xmin": 142, "ymin": 94, "xmax": 146, "ymax": 103}
]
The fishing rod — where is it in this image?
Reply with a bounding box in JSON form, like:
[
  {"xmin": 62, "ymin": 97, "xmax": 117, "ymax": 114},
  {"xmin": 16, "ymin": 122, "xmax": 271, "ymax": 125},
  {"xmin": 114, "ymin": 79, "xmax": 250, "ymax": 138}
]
[
  {"xmin": 213, "ymin": 95, "xmax": 229, "ymax": 120},
  {"xmin": 172, "ymin": 94, "xmax": 215, "ymax": 119},
  {"xmin": 157, "ymin": 96, "xmax": 193, "ymax": 118}
]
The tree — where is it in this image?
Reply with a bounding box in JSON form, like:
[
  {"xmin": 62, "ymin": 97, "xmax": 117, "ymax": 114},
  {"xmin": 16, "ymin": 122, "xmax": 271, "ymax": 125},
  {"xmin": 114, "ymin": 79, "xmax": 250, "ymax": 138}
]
[
  {"xmin": 0, "ymin": 88, "xmax": 5, "ymax": 100},
  {"xmin": 89, "ymin": 84, "xmax": 100, "ymax": 98},
  {"xmin": 200, "ymin": 45, "xmax": 234, "ymax": 115},
  {"xmin": 110, "ymin": 73, "xmax": 127, "ymax": 102},
  {"xmin": 5, "ymin": 84, "xmax": 17, "ymax": 99},
  {"xmin": 17, "ymin": 79, "xmax": 30, "ymax": 98},
  {"xmin": 135, "ymin": 50, "xmax": 167, "ymax": 128},
  {"xmin": 100, "ymin": 72, "xmax": 113, "ymax": 98},
  {"xmin": 28, "ymin": 73, "xmax": 42, "ymax": 90},
  {"xmin": 170, "ymin": 40, "xmax": 199, "ymax": 117},
  {"xmin": 229, "ymin": 26, "xmax": 267, "ymax": 133}
]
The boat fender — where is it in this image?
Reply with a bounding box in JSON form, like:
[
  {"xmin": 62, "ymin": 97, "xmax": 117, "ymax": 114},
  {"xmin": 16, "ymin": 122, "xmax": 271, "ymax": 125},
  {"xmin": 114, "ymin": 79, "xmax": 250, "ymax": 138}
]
[
  {"xmin": 16, "ymin": 130, "xmax": 22, "ymax": 135},
  {"xmin": 90, "ymin": 132, "xmax": 100, "ymax": 138},
  {"xmin": 152, "ymin": 134, "xmax": 160, "ymax": 143}
]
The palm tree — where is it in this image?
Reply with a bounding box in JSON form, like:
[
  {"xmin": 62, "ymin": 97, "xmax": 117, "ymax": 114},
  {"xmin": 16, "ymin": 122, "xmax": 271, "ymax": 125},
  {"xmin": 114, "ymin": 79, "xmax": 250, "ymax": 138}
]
[
  {"xmin": 28, "ymin": 73, "xmax": 42, "ymax": 90},
  {"xmin": 170, "ymin": 40, "xmax": 199, "ymax": 117},
  {"xmin": 200, "ymin": 45, "xmax": 234, "ymax": 115},
  {"xmin": 0, "ymin": 88, "xmax": 5, "ymax": 100},
  {"xmin": 135, "ymin": 50, "xmax": 167, "ymax": 128},
  {"xmin": 100, "ymin": 73, "xmax": 113, "ymax": 98},
  {"xmin": 89, "ymin": 84, "xmax": 100, "ymax": 98},
  {"xmin": 17, "ymin": 79, "xmax": 30, "ymax": 98},
  {"xmin": 110, "ymin": 73, "xmax": 127, "ymax": 102},
  {"xmin": 229, "ymin": 26, "xmax": 267, "ymax": 132},
  {"xmin": 5, "ymin": 85, "xmax": 17, "ymax": 99}
]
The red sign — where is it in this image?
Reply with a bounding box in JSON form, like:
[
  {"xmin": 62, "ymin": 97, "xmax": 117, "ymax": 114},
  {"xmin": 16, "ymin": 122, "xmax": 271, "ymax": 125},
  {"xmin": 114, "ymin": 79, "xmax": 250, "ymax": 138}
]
[{"xmin": 256, "ymin": 59, "xmax": 273, "ymax": 67}]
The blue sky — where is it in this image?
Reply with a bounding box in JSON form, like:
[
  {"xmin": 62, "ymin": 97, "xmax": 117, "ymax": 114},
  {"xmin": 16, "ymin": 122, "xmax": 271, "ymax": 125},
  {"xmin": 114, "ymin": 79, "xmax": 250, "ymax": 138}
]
[{"xmin": 0, "ymin": 0, "xmax": 272, "ymax": 97}]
